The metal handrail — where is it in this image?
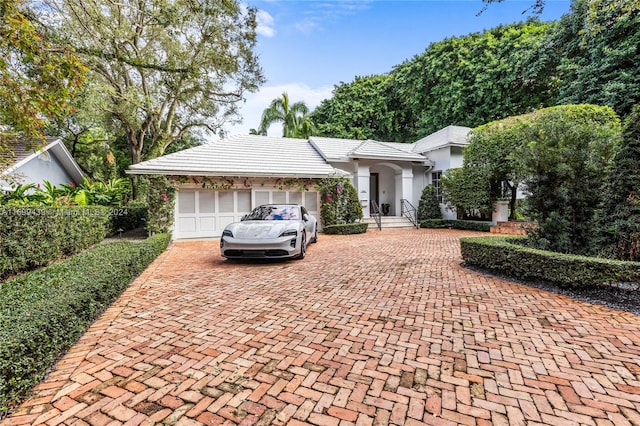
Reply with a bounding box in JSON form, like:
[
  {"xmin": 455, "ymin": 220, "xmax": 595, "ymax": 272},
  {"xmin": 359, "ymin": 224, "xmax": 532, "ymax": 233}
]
[
  {"xmin": 370, "ymin": 200, "xmax": 382, "ymax": 231},
  {"xmin": 400, "ymin": 199, "xmax": 419, "ymax": 228}
]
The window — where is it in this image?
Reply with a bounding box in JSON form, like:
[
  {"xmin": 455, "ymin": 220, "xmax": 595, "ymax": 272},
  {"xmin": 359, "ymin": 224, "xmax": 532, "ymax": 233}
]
[{"xmin": 432, "ymin": 171, "xmax": 442, "ymax": 203}]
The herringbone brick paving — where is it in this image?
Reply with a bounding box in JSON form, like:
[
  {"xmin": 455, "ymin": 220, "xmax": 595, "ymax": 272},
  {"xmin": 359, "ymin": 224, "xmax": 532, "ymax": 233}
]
[{"xmin": 4, "ymin": 229, "xmax": 640, "ymax": 425}]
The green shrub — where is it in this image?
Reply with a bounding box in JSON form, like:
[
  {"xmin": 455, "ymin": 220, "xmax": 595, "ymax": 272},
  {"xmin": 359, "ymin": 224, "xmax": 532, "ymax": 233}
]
[
  {"xmin": 0, "ymin": 233, "xmax": 170, "ymax": 411},
  {"xmin": 420, "ymin": 219, "xmax": 491, "ymax": 232},
  {"xmin": 0, "ymin": 206, "xmax": 111, "ymax": 279},
  {"xmin": 418, "ymin": 185, "xmax": 443, "ymax": 221},
  {"xmin": 110, "ymin": 201, "xmax": 148, "ymax": 233},
  {"xmin": 460, "ymin": 236, "xmax": 640, "ymax": 288},
  {"xmin": 323, "ymin": 223, "xmax": 368, "ymax": 235},
  {"xmin": 317, "ymin": 177, "xmax": 363, "ymax": 226},
  {"xmin": 137, "ymin": 176, "xmax": 176, "ymax": 234}
]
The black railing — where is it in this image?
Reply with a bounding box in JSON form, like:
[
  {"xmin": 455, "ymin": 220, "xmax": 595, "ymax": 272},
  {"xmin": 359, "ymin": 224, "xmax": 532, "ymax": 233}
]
[
  {"xmin": 370, "ymin": 200, "xmax": 382, "ymax": 231},
  {"xmin": 401, "ymin": 199, "xmax": 419, "ymax": 228}
]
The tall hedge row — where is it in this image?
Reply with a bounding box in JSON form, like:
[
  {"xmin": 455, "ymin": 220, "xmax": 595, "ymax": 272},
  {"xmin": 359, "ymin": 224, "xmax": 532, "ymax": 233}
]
[
  {"xmin": 0, "ymin": 233, "xmax": 171, "ymax": 411},
  {"xmin": 0, "ymin": 206, "xmax": 112, "ymax": 279},
  {"xmin": 461, "ymin": 236, "xmax": 640, "ymax": 288}
]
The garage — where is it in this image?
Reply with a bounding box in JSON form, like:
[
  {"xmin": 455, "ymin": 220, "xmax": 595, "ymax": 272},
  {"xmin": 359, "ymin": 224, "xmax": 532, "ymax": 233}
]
[{"xmin": 174, "ymin": 188, "xmax": 319, "ymax": 239}]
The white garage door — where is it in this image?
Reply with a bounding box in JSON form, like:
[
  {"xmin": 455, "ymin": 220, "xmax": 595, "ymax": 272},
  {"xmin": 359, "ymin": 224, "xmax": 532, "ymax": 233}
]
[{"xmin": 174, "ymin": 189, "xmax": 319, "ymax": 239}]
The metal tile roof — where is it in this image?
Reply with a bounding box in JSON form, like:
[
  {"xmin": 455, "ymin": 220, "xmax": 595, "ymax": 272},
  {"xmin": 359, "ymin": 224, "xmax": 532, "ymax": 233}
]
[
  {"xmin": 127, "ymin": 135, "xmax": 349, "ymax": 178},
  {"xmin": 309, "ymin": 137, "xmax": 427, "ymax": 162}
]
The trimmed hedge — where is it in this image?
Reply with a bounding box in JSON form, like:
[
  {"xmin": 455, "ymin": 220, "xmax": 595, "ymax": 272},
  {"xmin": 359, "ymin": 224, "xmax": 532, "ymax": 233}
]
[
  {"xmin": 461, "ymin": 236, "xmax": 640, "ymax": 288},
  {"xmin": 0, "ymin": 206, "xmax": 112, "ymax": 279},
  {"xmin": 110, "ymin": 204, "xmax": 148, "ymax": 234},
  {"xmin": 0, "ymin": 233, "xmax": 170, "ymax": 411},
  {"xmin": 323, "ymin": 222, "xmax": 369, "ymax": 235},
  {"xmin": 420, "ymin": 219, "xmax": 491, "ymax": 232}
]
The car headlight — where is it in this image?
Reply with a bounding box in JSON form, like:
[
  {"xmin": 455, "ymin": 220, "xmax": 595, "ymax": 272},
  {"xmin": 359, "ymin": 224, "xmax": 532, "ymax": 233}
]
[
  {"xmin": 222, "ymin": 229, "xmax": 233, "ymax": 237},
  {"xmin": 279, "ymin": 229, "xmax": 297, "ymax": 237}
]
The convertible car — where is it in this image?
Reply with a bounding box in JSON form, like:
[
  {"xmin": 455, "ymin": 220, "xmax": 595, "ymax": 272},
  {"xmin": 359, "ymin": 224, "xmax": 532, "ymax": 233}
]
[{"xmin": 220, "ymin": 204, "xmax": 318, "ymax": 259}]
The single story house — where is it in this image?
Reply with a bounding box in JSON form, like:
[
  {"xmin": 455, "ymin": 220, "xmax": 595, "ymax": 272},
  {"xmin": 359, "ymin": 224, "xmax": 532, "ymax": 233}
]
[
  {"xmin": 127, "ymin": 125, "xmax": 471, "ymax": 239},
  {"xmin": 0, "ymin": 138, "xmax": 84, "ymax": 192}
]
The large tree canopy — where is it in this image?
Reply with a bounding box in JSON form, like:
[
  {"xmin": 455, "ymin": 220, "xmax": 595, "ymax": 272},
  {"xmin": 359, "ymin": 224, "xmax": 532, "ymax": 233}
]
[
  {"xmin": 311, "ymin": 21, "xmax": 559, "ymax": 142},
  {"xmin": 310, "ymin": 75, "xmax": 406, "ymax": 141},
  {"xmin": 554, "ymin": 0, "xmax": 640, "ymax": 119},
  {"xmin": 41, "ymin": 0, "xmax": 264, "ymax": 164},
  {"xmin": 391, "ymin": 20, "xmax": 558, "ymax": 138},
  {"xmin": 0, "ymin": 0, "xmax": 86, "ymax": 142}
]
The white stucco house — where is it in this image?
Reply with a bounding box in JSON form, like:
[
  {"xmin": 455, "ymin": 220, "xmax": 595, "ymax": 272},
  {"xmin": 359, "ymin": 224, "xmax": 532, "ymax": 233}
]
[
  {"xmin": 0, "ymin": 138, "xmax": 84, "ymax": 192},
  {"xmin": 127, "ymin": 125, "xmax": 471, "ymax": 239}
]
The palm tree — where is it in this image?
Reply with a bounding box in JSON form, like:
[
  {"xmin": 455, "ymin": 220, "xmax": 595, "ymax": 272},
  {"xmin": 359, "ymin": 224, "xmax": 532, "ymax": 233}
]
[{"xmin": 258, "ymin": 92, "xmax": 316, "ymax": 138}]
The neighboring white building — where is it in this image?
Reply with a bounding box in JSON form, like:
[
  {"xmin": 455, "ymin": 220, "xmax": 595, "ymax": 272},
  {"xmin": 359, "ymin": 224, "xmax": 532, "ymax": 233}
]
[
  {"xmin": 0, "ymin": 138, "xmax": 84, "ymax": 192},
  {"xmin": 127, "ymin": 126, "xmax": 471, "ymax": 238}
]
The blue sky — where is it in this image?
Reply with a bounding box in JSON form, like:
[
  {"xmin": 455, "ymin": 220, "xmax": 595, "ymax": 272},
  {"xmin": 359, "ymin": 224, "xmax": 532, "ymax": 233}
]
[{"xmin": 225, "ymin": 0, "xmax": 572, "ymax": 136}]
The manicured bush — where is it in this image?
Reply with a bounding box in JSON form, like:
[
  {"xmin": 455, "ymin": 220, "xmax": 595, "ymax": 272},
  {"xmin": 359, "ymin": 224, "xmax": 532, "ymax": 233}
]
[
  {"xmin": 323, "ymin": 223, "xmax": 368, "ymax": 235},
  {"xmin": 420, "ymin": 219, "xmax": 491, "ymax": 232},
  {"xmin": 110, "ymin": 201, "xmax": 148, "ymax": 233},
  {"xmin": 317, "ymin": 177, "xmax": 363, "ymax": 227},
  {"xmin": 418, "ymin": 185, "xmax": 443, "ymax": 221},
  {"xmin": 0, "ymin": 233, "xmax": 170, "ymax": 411},
  {"xmin": 0, "ymin": 206, "xmax": 111, "ymax": 279},
  {"xmin": 460, "ymin": 236, "xmax": 640, "ymax": 288}
]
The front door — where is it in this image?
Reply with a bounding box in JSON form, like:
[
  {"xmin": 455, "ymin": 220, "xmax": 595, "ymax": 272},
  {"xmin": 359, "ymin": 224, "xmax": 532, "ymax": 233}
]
[{"xmin": 369, "ymin": 173, "xmax": 379, "ymax": 211}]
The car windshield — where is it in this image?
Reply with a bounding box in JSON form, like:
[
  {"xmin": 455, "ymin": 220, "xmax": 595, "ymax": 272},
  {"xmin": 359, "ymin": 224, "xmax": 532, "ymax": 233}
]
[{"xmin": 244, "ymin": 205, "xmax": 300, "ymax": 221}]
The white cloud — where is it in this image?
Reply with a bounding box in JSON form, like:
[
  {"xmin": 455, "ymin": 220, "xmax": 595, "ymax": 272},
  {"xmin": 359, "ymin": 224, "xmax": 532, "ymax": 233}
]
[
  {"xmin": 293, "ymin": 0, "xmax": 373, "ymax": 34},
  {"xmin": 256, "ymin": 10, "xmax": 276, "ymax": 37},
  {"xmin": 223, "ymin": 83, "xmax": 334, "ymax": 137}
]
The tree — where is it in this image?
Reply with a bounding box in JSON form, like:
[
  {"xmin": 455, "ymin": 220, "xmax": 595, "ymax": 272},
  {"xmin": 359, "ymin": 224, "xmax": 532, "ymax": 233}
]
[
  {"xmin": 41, "ymin": 0, "xmax": 264, "ymax": 164},
  {"xmin": 441, "ymin": 168, "xmax": 493, "ymax": 220},
  {"xmin": 520, "ymin": 105, "xmax": 621, "ymax": 255},
  {"xmin": 417, "ymin": 185, "xmax": 443, "ymax": 221},
  {"xmin": 0, "ymin": 0, "xmax": 86, "ymax": 145},
  {"xmin": 391, "ymin": 20, "xmax": 559, "ymax": 138},
  {"xmin": 310, "ymin": 75, "xmax": 409, "ymax": 141},
  {"xmin": 259, "ymin": 92, "xmax": 315, "ymax": 138},
  {"xmin": 553, "ymin": 0, "xmax": 640, "ymax": 119},
  {"xmin": 593, "ymin": 105, "xmax": 640, "ymax": 260}
]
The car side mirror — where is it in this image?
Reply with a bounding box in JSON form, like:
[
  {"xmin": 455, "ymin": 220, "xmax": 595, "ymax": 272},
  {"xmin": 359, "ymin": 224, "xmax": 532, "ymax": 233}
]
[{"xmin": 303, "ymin": 214, "xmax": 309, "ymax": 222}]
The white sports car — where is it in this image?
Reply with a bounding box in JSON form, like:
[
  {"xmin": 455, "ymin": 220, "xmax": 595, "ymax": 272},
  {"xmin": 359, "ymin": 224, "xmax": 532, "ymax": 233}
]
[{"xmin": 220, "ymin": 204, "xmax": 318, "ymax": 260}]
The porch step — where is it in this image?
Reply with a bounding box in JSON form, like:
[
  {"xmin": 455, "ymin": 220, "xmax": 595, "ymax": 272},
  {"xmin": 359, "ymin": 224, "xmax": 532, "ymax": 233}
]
[
  {"xmin": 490, "ymin": 221, "xmax": 536, "ymax": 236},
  {"xmin": 363, "ymin": 216, "xmax": 417, "ymax": 229}
]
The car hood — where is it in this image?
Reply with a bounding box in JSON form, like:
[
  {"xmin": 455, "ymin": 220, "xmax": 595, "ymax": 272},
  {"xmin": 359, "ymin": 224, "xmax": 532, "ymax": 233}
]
[{"xmin": 227, "ymin": 221, "xmax": 299, "ymax": 239}]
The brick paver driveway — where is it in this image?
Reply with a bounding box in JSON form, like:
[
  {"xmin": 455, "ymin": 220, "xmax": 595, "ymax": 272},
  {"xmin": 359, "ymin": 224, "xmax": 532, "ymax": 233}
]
[{"xmin": 5, "ymin": 229, "xmax": 640, "ymax": 426}]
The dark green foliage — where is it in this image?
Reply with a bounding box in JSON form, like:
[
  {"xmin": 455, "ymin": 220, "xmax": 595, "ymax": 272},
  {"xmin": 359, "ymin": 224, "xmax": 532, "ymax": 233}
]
[
  {"xmin": 519, "ymin": 105, "xmax": 621, "ymax": 255},
  {"xmin": 0, "ymin": 206, "xmax": 111, "ymax": 279},
  {"xmin": 110, "ymin": 201, "xmax": 148, "ymax": 233},
  {"xmin": 310, "ymin": 75, "xmax": 411, "ymax": 142},
  {"xmin": 554, "ymin": 0, "xmax": 640, "ymax": 119},
  {"xmin": 323, "ymin": 223, "xmax": 368, "ymax": 235},
  {"xmin": 136, "ymin": 176, "xmax": 177, "ymax": 234},
  {"xmin": 417, "ymin": 185, "xmax": 443, "ymax": 221},
  {"xmin": 0, "ymin": 234, "xmax": 170, "ymax": 411},
  {"xmin": 317, "ymin": 178, "xmax": 363, "ymax": 227},
  {"xmin": 594, "ymin": 105, "xmax": 640, "ymax": 260},
  {"xmin": 392, "ymin": 20, "xmax": 558, "ymax": 137},
  {"xmin": 460, "ymin": 236, "xmax": 640, "ymax": 288},
  {"xmin": 420, "ymin": 220, "xmax": 491, "ymax": 232}
]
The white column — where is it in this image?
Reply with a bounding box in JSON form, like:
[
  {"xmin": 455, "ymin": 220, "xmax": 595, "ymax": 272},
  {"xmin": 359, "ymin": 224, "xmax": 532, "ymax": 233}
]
[
  {"xmin": 395, "ymin": 166, "xmax": 413, "ymax": 216},
  {"xmin": 355, "ymin": 163, "xmax": 370, "ymax": 217}
]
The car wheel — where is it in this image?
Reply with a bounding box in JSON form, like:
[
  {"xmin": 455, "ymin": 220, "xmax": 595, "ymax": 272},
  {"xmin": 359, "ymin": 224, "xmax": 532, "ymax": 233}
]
[
  {"xmin": 310, "ymin": 226, "xmax": 318, "ymax": 243},
  {"xmin": 297, "ymin": 232, "xmax": 307, "ymax": 259}
]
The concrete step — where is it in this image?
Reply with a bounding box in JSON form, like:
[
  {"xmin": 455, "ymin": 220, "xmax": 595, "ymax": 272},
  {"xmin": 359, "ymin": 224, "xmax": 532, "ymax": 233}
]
[{"xmin": 363, "ymin": 216, "xmax": 417, "ymax": 229}]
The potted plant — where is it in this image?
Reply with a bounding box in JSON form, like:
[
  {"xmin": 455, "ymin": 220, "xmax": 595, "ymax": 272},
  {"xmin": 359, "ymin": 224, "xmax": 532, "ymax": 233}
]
[{"xmin": 381, "ymin": 203, "xmax": 390, "ymax": 216}]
